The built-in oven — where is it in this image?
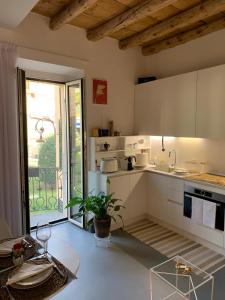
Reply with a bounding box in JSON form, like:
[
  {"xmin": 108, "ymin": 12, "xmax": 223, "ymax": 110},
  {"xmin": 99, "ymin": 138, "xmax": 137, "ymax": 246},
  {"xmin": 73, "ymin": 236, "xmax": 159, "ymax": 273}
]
[{"xmin": 184, "ymin": 185, "xmax": 225, "ymax": 231}]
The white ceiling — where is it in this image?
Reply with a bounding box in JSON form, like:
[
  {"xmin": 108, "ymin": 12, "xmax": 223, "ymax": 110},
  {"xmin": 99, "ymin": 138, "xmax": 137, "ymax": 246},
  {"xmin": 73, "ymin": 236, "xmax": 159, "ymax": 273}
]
[{"xmin": 0, "ymin": 0, "xmax": 38, "ymax": 28}]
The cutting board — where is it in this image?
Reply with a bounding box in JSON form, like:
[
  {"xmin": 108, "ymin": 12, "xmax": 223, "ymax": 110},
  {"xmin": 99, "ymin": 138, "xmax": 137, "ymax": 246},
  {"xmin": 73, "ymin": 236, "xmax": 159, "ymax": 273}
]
[{"xmin": 188, "ymin": 173, "xmax": 225, "ymax": 187}]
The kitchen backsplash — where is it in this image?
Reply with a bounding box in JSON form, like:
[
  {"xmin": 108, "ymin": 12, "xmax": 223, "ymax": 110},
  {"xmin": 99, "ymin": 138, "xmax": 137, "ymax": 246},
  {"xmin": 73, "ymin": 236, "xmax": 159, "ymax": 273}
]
[{"xmin": 150, "ymin": 136, "xmax": 225, "ymax": 175}]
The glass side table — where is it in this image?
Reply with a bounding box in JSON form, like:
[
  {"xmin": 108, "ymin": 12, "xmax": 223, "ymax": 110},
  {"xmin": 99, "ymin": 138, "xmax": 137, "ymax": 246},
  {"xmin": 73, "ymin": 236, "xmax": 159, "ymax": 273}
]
[{"xmin": 150, "ymin": 255, "xmax": 214, "ymax": 300}]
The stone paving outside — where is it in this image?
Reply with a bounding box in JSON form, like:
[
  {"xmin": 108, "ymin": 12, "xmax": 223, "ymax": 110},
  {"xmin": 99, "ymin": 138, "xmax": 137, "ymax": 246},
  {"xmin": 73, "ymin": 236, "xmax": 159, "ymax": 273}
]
[{"xmin": 30, "ymin": 211, "xmax": 64, "ymax": 227}]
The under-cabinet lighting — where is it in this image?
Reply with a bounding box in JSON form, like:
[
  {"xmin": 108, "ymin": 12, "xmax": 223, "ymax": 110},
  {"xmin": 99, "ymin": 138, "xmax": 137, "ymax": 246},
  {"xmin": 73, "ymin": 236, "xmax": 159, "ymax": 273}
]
[
  {"xmin": 150, "ymin": 136, "xmax": 175, "ymax": 141},
  {"xmin": 177, "ymin": 137, "xmax": 204, "ymax": 143}
]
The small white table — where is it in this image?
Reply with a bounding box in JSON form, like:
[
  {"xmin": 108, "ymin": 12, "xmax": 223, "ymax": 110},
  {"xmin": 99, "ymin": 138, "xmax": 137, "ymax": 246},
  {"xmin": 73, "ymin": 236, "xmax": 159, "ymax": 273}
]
[{"xmin": 150, "ymin": 256, "xmax": 214, "ymax": 300}]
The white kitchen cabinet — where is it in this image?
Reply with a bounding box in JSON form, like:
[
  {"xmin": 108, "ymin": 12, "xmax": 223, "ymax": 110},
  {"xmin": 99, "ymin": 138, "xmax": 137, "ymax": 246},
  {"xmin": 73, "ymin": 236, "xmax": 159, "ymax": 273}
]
[
  {"xmin": 147, "ymin": 173, "xmax": 167, "ymax": 220},
  {"xmin": 108, "ymin": 172, "xmax": 146, "ymax": 222},
  {"xmin": 108, "ymin": 175, "xmax": 130, "ymax": 208},
  {"xmin": 147, "ymin": 173, "xmax": 184, "ymax": 228},
  {"xmin": 148, "ymin": 172, "xmax": 224, "ymax": 248},
  {"xmin": 166, "ymin": 177, "xmax": 184, "ymax": 229},
  {"xmin": 108, "ymin": 173, "xmax": 147, "ymax": 223},
  {"xmin": 182, "ymin": 214, "xmax": 224, "ymax": 247},
  {"xmin": 128, "ymin": 172, "xmax": 147, "ymax": 219},
  {"xmin": 134, "ymin": 80, "xmax": 164, "ymax": 136},
  {"xmin": 88, "ymin": 171, "xmax": 147, "ymax": 225},
  {"xmin": 163, "ymin": 72, "xmax": 197, "ymax": 137},
  {"xmin": 196, "ymin": 64, "xmax": 225, "ymax": 139},
  {"xmin": 134, "ymin": 72, "xmax": 197, "ymax": 137}
]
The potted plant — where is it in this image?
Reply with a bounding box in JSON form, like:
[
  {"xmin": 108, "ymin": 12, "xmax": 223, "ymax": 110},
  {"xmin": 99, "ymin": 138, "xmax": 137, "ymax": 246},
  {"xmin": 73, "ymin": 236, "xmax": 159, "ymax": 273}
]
[{"xmin": 66, "ymin": 186, "xmax": 125, "ymax": 238}]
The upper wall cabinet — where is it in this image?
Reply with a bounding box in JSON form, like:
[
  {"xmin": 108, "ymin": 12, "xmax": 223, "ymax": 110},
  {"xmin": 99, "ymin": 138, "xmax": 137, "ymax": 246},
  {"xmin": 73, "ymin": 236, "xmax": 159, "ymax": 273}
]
[
  {"xmin": 134, "ymin": 80, "xmax": 164, "ymax": 136},
  {"xmin": 134, "ymin": 72, "xmax": 197, "ymax": 137},
  {"xmin": 196, "ymin": 65, "xmax": 225, "ymax": 139},
  {"xmin": 163, "ymin": 72, "xmax": 197, "ymax": 137}
]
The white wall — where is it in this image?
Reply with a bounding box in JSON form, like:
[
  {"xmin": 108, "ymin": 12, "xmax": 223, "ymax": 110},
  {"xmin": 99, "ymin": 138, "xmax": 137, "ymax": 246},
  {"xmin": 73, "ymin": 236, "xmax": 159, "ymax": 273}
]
[
  {"xmin": 141, "ymin": 28, "xmax": 225, "ymax": 79},
  {"xmin": 0, "ymin": 12, "xmax": 143, "ymax": 136},
  {"xmin": 150, "ymin": 137, "xmax": 225, "ymax": 175}
]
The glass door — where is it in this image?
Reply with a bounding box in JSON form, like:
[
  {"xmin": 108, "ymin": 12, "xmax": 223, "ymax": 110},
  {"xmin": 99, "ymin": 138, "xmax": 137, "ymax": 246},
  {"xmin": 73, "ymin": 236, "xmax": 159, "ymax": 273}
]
[
  {"xmin": 66, "ymin": 80, "xmax": 85, "ymax": 228},
  {"xmin": 26, "ymin": 79, "xmax": 68, "ymax": 228}
]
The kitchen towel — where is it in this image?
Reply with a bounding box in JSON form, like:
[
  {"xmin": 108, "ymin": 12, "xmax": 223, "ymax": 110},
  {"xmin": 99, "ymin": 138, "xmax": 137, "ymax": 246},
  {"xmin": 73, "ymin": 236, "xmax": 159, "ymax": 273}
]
[
  {"xmin": 191, "ymin": 196, "xmax": 203, "ymax": 224},
  {"xmin": 203, "ymin": 200, "xmax": 216, "ymax": 229}
]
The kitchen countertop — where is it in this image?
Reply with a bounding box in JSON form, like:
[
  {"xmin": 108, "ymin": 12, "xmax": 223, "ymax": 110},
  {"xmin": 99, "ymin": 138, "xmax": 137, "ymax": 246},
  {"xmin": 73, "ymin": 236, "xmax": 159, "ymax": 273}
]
[
  {"xmin": 147, "ymin": 169, "xmax": 225, "ymax": 191},
  {"xmin": 98, "ymin": 168, "xmax": 225, "ymax": 191},
  {"xmin": 96, "ymin": 168, "xmax": 148, "ymax": 178},
  {"xmin": 186, "ymin": 173, "xmax": 225, "ymax": 186}
]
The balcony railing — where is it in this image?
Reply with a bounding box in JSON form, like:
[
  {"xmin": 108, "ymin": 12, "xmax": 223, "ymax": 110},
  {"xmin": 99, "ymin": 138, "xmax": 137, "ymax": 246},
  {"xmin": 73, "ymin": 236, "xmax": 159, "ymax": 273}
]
[{"xmin": 28, "ymin": 167, "xmax": 63, "ymax": 213}]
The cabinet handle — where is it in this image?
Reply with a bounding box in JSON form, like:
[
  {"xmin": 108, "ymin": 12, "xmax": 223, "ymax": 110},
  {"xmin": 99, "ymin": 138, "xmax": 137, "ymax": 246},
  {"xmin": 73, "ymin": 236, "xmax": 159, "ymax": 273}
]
[{"xmin": 168, "ymin": 198, "xmax": 182, "ymax": 206}]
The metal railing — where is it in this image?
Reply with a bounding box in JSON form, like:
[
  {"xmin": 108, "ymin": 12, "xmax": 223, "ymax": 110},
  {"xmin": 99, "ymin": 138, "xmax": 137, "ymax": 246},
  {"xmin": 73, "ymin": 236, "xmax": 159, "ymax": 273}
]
[{"xmin": 28, "ymin": 167, "xmax": 63, "ymax": 213}]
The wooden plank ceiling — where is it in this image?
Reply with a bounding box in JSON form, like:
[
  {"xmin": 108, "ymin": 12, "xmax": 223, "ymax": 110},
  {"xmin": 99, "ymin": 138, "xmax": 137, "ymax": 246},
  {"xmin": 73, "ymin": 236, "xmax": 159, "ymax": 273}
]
[{"xmin": 32, "ymin": 0, "xmax": 225, "ymax": 55}]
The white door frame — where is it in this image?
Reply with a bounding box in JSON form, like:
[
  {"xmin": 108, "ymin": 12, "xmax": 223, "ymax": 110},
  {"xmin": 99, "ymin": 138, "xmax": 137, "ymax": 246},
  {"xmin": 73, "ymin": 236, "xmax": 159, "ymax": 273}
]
[{"xmin": 65, "ymin": 79, "xmax": 86, "ymax": 228}]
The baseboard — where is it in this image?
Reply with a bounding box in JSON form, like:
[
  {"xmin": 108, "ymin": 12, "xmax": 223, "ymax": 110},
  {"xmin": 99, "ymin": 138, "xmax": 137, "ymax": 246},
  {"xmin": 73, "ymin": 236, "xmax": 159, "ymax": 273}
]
[
  {"xmin": 147, "ymin": 214, "xmax": 225, "ymax": 256},
  {"xmin": 110, "ymin": 214, "xmax": 149, "ymax": 231}
]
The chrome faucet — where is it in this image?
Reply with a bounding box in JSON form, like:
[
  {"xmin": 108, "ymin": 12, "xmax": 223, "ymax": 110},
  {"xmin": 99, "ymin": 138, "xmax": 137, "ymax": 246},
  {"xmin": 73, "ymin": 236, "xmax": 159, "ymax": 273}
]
[{"xmin": 169, "ymin": 149, "xmax": 176, "ymax": 171}]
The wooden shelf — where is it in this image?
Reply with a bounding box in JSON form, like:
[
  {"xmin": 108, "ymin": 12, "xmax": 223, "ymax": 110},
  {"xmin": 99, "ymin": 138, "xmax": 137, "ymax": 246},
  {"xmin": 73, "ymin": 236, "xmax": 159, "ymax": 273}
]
[
  {"xmin": 90, "ymin": 135, "xmax": 150, "ymax": 172},
  {"xmin": 96, "ymin": 149, "xmax": 125, "ymax": 154},
  {"xmin": 96, "ymin": 147, "xmax": 150, "ymax": 154}
]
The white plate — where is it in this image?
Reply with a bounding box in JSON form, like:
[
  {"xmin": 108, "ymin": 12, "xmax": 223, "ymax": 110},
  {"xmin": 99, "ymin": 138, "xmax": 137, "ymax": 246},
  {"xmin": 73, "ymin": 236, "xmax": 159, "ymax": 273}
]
[
  {"xmin": 11, "ymin": 267, "xmax": 53, "ymax": 289},
  {"xmin": 0, "ymin": 239, "xmax": 17, "ymax": 257},
  {"xmin": 134, "ymin": 165, "xmax": 146, "ymax": 169}
]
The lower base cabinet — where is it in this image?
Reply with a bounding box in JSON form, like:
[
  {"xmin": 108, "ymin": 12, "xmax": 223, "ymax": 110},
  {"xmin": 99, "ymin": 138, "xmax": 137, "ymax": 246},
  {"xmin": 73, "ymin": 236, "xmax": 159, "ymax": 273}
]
[
  {"xmin": 167, "ymin": 199, "xmax": 183, "ymax": 230},
  {"xmin": 89, "ymin": 170, "xmax": 225, "ymax": 249},
  {"xmin": 182, "ymin": 215, "xmax": 224, "ymax": 247},
  {"xmin": 108, "ymin": 173, "xmax": 147, "ymax": 223},
  {"xmin": 148, "ymin": 172, "xmax": 224, "ymax": 248},
  {"xmin": 166, "ymin": 179, "xmax": 184, "ymax": 230},
  {"xmin": 88, "ymin": 171, "xmax": 147, "ymax": 225},
  {"xmin": 147, "ymin": 173, "xmax": 167, "ymax": 220}
]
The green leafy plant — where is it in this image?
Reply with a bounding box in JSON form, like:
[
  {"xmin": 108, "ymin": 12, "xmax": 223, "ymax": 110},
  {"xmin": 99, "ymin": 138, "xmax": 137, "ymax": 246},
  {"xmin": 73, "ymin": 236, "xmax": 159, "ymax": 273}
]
[
  {"xmin": 38, "ymin": 135, "xmax": 56, "ymax": 185},
  {"xmin": 66, "ymin": 186, "xmax": 125, "ymax": 227}
]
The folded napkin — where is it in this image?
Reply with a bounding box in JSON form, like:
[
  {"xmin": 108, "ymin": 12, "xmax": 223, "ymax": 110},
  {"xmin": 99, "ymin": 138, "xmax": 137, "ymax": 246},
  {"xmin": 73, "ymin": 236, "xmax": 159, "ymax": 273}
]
[
  {"xmin": 7, "ymin": 262, "xmax": 53, "ymax": 285},
  {"xmin": 0, "ymin": 238, "xmax": 22, "ymax": 255}
]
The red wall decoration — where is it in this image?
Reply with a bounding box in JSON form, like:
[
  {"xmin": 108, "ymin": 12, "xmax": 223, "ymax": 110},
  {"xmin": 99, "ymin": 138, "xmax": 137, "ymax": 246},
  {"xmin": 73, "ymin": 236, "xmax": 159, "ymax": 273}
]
[{"xmin": 93, "ymin": 79, "xmax": 107, "ymax": 105}]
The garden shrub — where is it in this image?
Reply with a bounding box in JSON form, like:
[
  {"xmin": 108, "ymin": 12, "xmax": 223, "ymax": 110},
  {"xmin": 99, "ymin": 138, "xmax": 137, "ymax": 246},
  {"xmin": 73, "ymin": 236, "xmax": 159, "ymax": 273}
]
[{"xmin": 38, "ymin": 135, "xmax": 56, "ymax": 186}]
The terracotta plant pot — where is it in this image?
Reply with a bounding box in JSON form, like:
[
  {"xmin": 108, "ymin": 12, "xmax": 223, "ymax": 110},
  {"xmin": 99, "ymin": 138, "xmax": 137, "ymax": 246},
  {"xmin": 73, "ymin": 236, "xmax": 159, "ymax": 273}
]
[{"xmin": 94, "ymin": 216, "xmax": 111, "ymax": 238}]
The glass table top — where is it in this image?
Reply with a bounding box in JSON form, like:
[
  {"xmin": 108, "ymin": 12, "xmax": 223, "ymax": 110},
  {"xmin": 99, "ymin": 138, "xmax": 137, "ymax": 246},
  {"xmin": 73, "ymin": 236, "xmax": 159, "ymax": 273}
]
[{"xmin": 151, "ymin": 256, "xmax": 213, "ymax": 296}]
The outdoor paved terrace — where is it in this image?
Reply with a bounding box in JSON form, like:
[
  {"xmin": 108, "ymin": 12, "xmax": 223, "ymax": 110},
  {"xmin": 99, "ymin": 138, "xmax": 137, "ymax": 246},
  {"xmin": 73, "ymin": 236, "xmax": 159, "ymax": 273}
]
[
  {"xmin": 29, "ymin": 167, "xmax": 65, "ymax": 227},
  {"xmin": 30, "ymin": 211, "xmax": 64, "ymax": 227}
]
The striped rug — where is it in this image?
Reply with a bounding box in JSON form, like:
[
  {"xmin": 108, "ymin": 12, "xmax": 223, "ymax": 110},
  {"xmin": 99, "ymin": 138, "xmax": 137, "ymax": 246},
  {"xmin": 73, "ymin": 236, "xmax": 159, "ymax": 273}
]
[{"xmin": 125, "ymin": 219, "xmax": 225, "ymax": 274}]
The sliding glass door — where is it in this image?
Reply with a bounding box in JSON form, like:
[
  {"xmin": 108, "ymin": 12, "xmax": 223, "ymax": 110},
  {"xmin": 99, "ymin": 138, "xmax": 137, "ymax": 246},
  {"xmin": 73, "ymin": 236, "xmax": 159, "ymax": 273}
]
[{"xmin": 66, "ymin": 80, "xmax": 85, "ymax": 228}]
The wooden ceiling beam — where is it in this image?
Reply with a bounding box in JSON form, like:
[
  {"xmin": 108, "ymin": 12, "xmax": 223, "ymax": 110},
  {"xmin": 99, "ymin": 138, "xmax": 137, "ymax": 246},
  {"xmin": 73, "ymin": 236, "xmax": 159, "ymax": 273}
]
[
  {"xmin": 87, "ymin": 0, "xmax": 178, "ymax": 41},
  {"xmin": 119, "ymin": 0, "xmax": 225, "ymax": 49},
  {"xmin": 142, "ymin": 17, "xmax": 225, "ymax": 55},
  {"xmin": 49, "ymin": 0, "xmax": 99, "ymax": 30}
]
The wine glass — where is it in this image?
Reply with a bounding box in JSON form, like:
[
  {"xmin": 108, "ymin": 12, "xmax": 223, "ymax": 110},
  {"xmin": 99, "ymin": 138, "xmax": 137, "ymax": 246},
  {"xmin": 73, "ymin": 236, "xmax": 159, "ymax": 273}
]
[{"xmin": 36, "ymin": 222, "xmax": 51, "ymax": 255}]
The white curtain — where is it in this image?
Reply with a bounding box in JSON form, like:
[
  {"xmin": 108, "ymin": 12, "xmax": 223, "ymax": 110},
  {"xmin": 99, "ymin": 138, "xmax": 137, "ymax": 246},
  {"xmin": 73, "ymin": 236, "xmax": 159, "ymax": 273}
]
[{"xmin": 0, "ymin": 43, "xmax": 22, "ymax": 236}]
